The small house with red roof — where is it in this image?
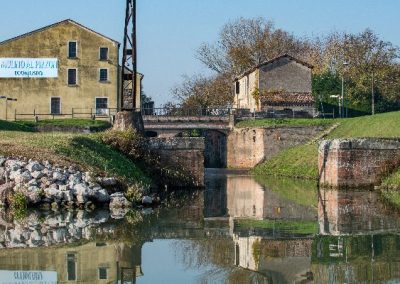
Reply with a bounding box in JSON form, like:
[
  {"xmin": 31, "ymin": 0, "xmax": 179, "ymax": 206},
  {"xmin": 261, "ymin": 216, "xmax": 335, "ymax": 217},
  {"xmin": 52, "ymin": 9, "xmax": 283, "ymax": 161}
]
[{"xmin": 233, "ymin": 54, "xmax": 315, "ymax": 117}]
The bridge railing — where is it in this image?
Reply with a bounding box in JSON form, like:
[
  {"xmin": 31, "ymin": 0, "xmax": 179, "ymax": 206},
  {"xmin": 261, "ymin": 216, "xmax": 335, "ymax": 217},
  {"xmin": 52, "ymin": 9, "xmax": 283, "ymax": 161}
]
[{"xmin": 142, "ymin": 107, "xmax": 234, "ymax": 117}]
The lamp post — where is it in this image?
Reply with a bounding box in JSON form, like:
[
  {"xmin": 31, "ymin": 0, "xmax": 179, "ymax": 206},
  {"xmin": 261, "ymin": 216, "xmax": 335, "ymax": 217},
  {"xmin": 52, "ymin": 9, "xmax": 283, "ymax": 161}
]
[
  {"xmin": 330, "ymin": 95, "xmax": 340, "ymax": 117},
  {"xmin": 371, "ymin": 71, "xmax": 375, "ymax": 115},
  {"xmin": 341, "ymin": 62, "xmax": 349, "ymax": 118}
]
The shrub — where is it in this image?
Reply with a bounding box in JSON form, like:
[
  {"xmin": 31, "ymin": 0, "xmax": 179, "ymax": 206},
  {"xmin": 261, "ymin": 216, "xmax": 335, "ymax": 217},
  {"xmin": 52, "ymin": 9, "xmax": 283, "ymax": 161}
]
[{"xmin": 101, "ymin": 127, "xmax": 145, "ymax": 160}]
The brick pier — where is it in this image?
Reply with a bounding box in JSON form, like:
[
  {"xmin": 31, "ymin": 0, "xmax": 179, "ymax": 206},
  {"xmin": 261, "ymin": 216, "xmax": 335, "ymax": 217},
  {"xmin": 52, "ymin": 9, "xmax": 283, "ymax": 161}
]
[{"xmin": 319, "ymin": 138, "xmax": 400, "ymax": 188}]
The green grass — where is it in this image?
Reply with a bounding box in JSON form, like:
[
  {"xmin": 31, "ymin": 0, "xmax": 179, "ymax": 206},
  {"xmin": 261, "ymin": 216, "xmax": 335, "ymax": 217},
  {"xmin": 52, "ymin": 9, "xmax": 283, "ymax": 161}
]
[
  {"xmin": 0, "ymin": 120, "xmax": 34, "ymax": 132},
  {"xmin": 255, "ymin": 176, "xmax": 317, "ymax": 207},
  {"xmin": 236, "ymin": 118, "xmax": 334, "ymax": 128},
  {"xmin": 235, "ymin": 219, "xmax": 318, "ymax": 235},
  {"xmin": 253, "ymin": 143, "xmax": 318, "ymax": 180},
  {"xmin": 0, "ymin": 121, "xmax": 149, "ymax": 186},
  {"xmin": 253, "ymin": 111, "xmax": 400, "ymax": 180},
  {"xmin": 18, "ymin": 118, "xmax": 111, "ymax": 129}
]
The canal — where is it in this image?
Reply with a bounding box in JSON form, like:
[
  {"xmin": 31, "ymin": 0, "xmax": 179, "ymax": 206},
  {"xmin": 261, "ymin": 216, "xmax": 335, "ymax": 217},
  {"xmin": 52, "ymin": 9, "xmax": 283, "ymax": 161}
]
[{"xmin": 0, "ymin": 169, "xmax": 400, "ymax": 283}]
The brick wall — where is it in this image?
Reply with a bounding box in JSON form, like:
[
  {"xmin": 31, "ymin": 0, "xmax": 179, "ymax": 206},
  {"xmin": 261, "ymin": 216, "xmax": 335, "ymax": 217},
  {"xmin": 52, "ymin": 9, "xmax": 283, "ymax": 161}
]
[
  {"xmin": 147, "ymin": 137, "xmax": 205, "ymax": 187},
  {"xmin": 319, "ymin": 138, "xmax": 400, "ymax": 188},
  {"xmin": 227, "ymin": 126, "xmax": 325, "ymax": 168}
]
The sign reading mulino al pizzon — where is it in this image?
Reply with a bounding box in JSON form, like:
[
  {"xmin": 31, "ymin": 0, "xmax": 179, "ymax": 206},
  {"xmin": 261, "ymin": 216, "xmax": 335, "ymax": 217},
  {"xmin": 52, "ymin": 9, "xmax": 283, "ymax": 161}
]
[{"xmin": 0, "ymin": 58, "xmax": 58, "ymax": 78}]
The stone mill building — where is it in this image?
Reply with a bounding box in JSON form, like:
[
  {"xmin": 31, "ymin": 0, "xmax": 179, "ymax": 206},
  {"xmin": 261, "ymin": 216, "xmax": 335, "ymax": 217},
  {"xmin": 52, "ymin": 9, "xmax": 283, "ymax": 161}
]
[{"xmin": 0, "ymin": 19, "xmax": 142, "ymax": 120}]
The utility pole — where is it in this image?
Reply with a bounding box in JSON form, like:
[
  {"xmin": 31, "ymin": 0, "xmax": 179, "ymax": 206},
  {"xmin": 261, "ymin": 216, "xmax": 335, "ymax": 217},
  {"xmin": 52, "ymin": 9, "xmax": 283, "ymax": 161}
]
[
  {"xmin": 121, "ymin": 0, "xmax": 137, "ymax": 110},
  {"xmin": 115, "ymin": 0, "xmax": 143, "ymax": 131}
]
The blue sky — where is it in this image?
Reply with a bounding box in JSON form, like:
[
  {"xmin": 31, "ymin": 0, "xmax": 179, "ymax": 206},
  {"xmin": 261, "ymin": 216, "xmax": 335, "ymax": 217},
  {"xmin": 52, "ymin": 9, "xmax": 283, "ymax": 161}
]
[{"xmin": 0, "ymin": 0, "xmax": 399, "ymax": 106}]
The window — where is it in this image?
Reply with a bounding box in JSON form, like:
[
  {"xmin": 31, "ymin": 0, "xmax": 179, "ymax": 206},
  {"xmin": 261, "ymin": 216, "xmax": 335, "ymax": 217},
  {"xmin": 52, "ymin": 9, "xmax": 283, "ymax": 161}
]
[
  {"xmin": 68, "ymin": 41, "xmax": 77, "ymax": 58},
  {"xmin": 235, "ymin": 81, "xmax": 240, "ymax": 94},
  {"xmin": 99, "ymin": 69, "xmax": 108, "ymax": 82},
  {"xmin": 67, "ymin": 253, "xmax": 77, "ymax": 281},
  {"xmin": 98, "ymin": 268, "xmax": 108, "ymax": 280},
  {"xmin": 96, "ymin": 97, "xmax": 108, "ymax": 115},
  {"xmin": 99, "ymin": 47, "xmax": 109, "ymax": 60},
  {"xmin": 68, "ymin": 69, "xmax": 77, "ymax": 85},
  {"xmin": 50, "ymin": 97, "xmax": 61, "ymax": 115}
]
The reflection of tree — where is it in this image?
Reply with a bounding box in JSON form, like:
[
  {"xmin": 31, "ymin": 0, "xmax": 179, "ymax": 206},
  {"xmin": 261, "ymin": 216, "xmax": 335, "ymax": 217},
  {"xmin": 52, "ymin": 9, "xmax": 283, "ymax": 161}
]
[
  {"xmin": 171, "ymin": 238, "xmax": 273, "ymax": 283},
  {"xmin": 172, "ymin": 238, "xmax": 234, "ymax": 269}
]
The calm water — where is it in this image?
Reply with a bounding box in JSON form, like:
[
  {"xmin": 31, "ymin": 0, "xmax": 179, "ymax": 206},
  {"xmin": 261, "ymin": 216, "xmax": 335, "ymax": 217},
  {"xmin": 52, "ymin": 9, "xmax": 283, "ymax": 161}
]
[{"xmin": 1, "ymin": 169, "xmax": 400, "ymax": 283}]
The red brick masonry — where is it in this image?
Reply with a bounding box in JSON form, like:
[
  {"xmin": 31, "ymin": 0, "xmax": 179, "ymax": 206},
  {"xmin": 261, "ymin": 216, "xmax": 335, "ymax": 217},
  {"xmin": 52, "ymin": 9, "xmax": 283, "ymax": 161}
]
[{"xmin": 319, "ymin": 138, "xmax": 400, "ymax": 188}]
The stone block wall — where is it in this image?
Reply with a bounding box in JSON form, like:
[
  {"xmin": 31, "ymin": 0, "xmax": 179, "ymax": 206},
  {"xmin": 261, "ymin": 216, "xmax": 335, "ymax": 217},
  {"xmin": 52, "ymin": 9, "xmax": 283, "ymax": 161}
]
[
  {"xmin": 147, "ymin": 137, "xmax": 205, "ymax": 187},
  {"xmin": 227, "ymin": 126, "xmax": 325, "ymax": 168},
  {"xmin": 319, "ymin": 138, "xmax": 400, "ymax": 188}
]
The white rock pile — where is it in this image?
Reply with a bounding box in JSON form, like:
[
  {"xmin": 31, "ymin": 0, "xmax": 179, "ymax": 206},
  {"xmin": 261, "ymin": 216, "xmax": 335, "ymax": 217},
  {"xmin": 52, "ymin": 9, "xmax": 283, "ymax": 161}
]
[{"xmin": 0, "ymin": 156, "xmax": 132, "ymax": 208}]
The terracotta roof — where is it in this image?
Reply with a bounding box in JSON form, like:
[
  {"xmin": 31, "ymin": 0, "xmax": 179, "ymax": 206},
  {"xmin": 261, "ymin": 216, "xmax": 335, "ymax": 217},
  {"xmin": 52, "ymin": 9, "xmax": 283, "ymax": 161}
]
[
  {"xmin": 235, "ymin": 54, "xmax": 313, "ymax": 80},
  {"xmin": 260, "ymin": 91, "xmax": 315, "ymax": 106},
  {"xmin": 0, "ymin": 19, "xmax": 120, "ymax": 46}
]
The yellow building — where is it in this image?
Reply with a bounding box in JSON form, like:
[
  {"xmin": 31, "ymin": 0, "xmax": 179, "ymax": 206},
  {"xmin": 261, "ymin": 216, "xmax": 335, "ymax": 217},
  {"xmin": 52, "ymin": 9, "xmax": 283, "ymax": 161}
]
[{"xmin": 0, "ymin": 19, "xmax": 142, "ymax": 120}]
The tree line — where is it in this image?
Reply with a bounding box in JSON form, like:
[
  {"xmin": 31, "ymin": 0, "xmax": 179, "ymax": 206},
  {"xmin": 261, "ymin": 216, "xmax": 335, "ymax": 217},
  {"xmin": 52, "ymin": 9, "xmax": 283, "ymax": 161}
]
[{"xmin": 170, "ymin": 17, "xmax": 400, "ymax": 115}]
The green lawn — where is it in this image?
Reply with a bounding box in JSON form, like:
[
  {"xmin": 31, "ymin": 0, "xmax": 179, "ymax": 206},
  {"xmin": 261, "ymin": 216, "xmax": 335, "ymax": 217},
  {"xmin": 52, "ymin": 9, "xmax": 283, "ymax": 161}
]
[
  {"xmin": 253, "ymin": 144, "xmax": 318, "ymax": 180},
  {"xmin": 18, "ymin": 118, "xmax": 111, "ymax": 129},
  {"xmin": 236, "ymin": 118, "xmax": 335, "ymax": 128},
  {"xmin": 0, "ymin": 120, "xmax": 149, "ymax": 186},
  {"xmin": 253, "ymin": 111, "xmax": 400, "ymax": 180},
  {"xmin": 0, "ymin": 120, "xmax": 34, "ymax": 132}
]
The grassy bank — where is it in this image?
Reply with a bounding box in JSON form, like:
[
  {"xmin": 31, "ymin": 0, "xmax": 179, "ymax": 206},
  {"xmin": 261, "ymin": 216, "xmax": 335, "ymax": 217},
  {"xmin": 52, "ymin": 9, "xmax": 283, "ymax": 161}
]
[
  {"xmin": 0, "ymin": 120, "xmax": 149, "ymax": 185},
  {"xmin": 18, "ymin": 119, "xmax": 111, "ymax": 131},
  {"xmin": 253, "ymin": 111, "xmax": 400, "ymax": 180},
  {"xmin": 236, "ymin": 118, "xmax": 334, "ymax": 128}
]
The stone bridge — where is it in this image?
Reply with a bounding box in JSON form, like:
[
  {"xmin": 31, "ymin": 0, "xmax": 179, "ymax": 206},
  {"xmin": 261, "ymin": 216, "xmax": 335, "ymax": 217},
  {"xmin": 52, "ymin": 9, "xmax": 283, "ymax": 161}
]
[{"xmin": 143, "ymin": 113, "xmax": 234, "ymax": 168}]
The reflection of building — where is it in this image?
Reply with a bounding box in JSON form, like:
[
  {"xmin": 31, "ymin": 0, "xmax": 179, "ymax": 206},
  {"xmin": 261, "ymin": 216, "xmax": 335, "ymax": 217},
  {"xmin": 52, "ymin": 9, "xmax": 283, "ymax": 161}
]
[
  {"xmin": 232, "ymin": 234, "xmax": 313, "ymax": 283},
  {"xmin": 225, "ymin": 175, "xmax": 316, "ymax": 220},
  {"xmin": 0, "ymin": 242, "xmax": 142, "ymax": 283}
]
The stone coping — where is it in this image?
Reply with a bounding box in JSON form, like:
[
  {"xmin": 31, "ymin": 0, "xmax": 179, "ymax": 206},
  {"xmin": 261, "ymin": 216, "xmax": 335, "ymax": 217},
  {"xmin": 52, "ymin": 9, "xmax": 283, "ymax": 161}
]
[{"xmin": 319, "ymin": 138, "xmax": 400, "ymax": 151}]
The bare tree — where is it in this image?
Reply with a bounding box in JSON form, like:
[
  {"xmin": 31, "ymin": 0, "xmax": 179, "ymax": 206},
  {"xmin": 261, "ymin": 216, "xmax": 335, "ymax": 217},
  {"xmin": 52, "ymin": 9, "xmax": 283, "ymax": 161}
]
[
  {"xmin": 171, "ymin": 73, "xmax": 233, "ymax": 108},
  {"xmin": 196, "ymin": 17, "xmax": 311, "ymax": 75}
]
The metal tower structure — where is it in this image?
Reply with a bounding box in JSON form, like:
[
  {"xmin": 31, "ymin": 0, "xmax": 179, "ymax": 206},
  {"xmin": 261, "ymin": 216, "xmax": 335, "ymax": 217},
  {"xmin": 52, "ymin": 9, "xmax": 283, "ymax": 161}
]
[{"xmin": 120, "ymin": 0, "xmax": 137, "ymax": 111}]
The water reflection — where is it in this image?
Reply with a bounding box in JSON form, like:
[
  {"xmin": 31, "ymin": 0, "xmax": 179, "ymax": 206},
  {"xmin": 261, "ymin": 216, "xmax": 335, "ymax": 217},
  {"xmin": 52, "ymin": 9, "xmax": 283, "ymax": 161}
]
[{"xmin": 0, "ymin": 171, "xmax": 400, "ymax": 283}]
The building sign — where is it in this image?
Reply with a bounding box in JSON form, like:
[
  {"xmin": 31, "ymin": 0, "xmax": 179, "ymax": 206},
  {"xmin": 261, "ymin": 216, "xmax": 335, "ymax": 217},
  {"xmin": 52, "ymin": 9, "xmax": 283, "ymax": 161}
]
[
  {"xmin": 0, "ymin": 58, "xmax": 58, "ymax": 78},
  {"xmin": 0, "ymin": 270, "xmax": 57, "ymax": 284}
]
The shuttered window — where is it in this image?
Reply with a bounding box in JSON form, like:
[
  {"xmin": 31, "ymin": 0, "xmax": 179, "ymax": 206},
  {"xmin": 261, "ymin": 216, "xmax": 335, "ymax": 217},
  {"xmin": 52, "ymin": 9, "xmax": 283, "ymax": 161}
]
[
  {"xmin": 50, "ymin": 97, "xmax": 61, "ymax": 115},
  {"xmin": 99, "ymin": 47, "xmax": 108, "ymax": 60},
  {"xmin": 68, "ymin": 69, "xmax": 77, "ymax": 85},
  {"xmin": 68, "ymin": 41, "xmax": 77, "ymax": 58},
  {"xmin": 99, "ymin": 69, "xmax": 108, "ymax": 82},
  {"xmin": 96, "ymin": 97, "xmax": 108, "ymax": 115}
]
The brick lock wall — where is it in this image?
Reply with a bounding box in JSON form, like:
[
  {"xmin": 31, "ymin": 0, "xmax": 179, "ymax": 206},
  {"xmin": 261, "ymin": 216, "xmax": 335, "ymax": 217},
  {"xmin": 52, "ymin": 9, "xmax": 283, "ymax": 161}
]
[
  {"xmin": 319, "ymin": 138, "xmax": 400, "ymax": 188},
  {"xmin": 147, "ymin": 137, "xmax": 205, "ymax": 187},
  {"xmin": 227, "ymin": 126, "xmax": 325, "ymax": 168}
]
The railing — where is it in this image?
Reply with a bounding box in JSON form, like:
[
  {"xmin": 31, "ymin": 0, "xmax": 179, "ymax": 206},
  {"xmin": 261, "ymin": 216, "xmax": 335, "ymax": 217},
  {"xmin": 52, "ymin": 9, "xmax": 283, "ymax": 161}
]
[
  {"xmin": 142, "ymin": 107, "xmax": 234, "ymax": 117},
  {"xmin": 14, "ymin": 108, "xmax": 119, "ymax": 121}
]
